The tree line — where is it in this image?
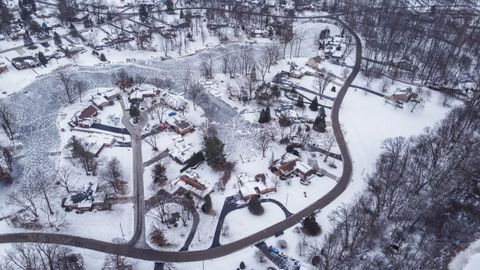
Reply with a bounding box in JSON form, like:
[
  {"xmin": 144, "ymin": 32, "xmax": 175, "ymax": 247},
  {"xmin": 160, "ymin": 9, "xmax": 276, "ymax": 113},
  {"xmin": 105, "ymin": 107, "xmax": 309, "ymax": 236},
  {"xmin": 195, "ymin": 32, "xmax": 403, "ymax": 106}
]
[
  {"xmin": 332, "ymin": 0, "xmax": 480, "ymax": 88},
  {"xmin": 310, "ymin": 90, "xmax": 480, "ymax": 269}
]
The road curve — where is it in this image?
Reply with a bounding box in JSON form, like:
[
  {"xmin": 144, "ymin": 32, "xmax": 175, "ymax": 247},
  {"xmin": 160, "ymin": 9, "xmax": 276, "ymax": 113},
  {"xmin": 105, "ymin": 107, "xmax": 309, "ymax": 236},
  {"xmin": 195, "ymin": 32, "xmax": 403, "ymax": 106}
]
[{"xmin": 0, "ymin": 13, "xmax": 362, "ymax": 262}]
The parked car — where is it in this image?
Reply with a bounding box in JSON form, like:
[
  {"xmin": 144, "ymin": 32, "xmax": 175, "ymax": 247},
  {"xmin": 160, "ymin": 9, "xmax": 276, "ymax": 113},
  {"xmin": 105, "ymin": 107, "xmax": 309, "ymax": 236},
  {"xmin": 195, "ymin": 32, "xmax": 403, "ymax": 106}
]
[
  {"xmin": 269, "ymin": 246, "xmax": 280, "ymax": 254},
  {"xmin": 300, "ymin": 178, "xmax": 311, "ymax": 185}
]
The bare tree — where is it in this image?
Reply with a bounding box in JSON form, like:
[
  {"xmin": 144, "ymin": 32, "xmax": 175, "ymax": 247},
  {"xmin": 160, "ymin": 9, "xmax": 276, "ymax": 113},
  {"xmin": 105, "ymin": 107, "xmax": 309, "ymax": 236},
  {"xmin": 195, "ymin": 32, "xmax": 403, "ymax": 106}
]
[
  {"xmin": 320, "ymin": 129, "xmax": 336, "ymax": 162},
  {"xmin": 4, "ymin": 243, "xmax": 83, "ymax": 270},
  {"xmin": 201, "ymin": 56, "xmax": 213, "ymax": 79},
  {"xmin": 31, "ymin": 169, "xmax": 56, "ymax": 215},
  {"xmin": 8, "ymin": 184, "xmax": 40, "ymax": 219},
  {"xmin": 182, "ymin": 68, "xmax": 193, "ymax": 97},
  {"xmin": 255, "ymin": 128, "xmax": 276, "ymax": 158},
  {"xmin": 0, "ymin": 103, "xmax": 15, "ymax": 140},
  {"xmin": 100, "ymin": 158, "xmax": 127, "ymax": 195},
  {"xmin": 188, "ymin": 82, "xmax": 207, "ymax": 111},
  {"xmin": 112, "ymin": 69, "xmax": 133, "ymax": 91},
  {"xmin": 144, "ymin": 132, "xmax": 159, "ymax": 151},
  {"xmin": 73, "ymin": 80, "xmax": 87, "ymax": 102},
  {"xmin": 57, "ymin": 71, "xmax": 74, "ymax": 104}
]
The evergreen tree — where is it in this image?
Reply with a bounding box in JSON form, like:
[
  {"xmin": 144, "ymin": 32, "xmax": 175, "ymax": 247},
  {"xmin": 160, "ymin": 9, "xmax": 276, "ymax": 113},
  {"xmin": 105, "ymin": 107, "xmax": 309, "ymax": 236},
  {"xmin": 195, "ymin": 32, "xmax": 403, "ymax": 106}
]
[
  {"xmin": 258, "ymin": 109, "xmax": 267, "ymax": 123},
  {"xmin": 152, "ymin": 163, "xmax": 167, "ymax": 185},
  {"xmin": 129, "ymin": 104, "xmax": 140, "ymax": 120},
  {"xmin": 166, "ymin": 0, "xmax": 174, "ymax": 12},
  {"xmin": 0, "ymin": 0, "xmax": 13, "ymax": 27},
  {"xmin": 28, "ymin": 20, "xmax": 42, "ymax": 33},
  {"xmin": 248, "ymin": 196, "xmax": 264, "ymax": 215},
  {"xmin": 201, "ymin": 193, "xmax": 213, "ymax": 213},
  {"xmin": 265, "ymin": 106, "xmax": 271, "ymax": 122},
  {"xmin": 57, "ymin": 0, "xmax": 76, "ymax": 23},
  {"xmin": 37, "ymin": 52, "xmax": 48, "ymax": 66},
  {"xmin": 239, "ymin": 261, "xmax": 246, "ymax": 270},
  {"xmin": 302, "ymin": 214, "xmax": 321, "ymax": 236},
  {"xmin": 106, "ymin": 11, "xmax": 113, "ymax": 21},
  {"xmin": 331, "ymin": 86, "xmax": 336, "ymax": 92},
  {"xmin": 203, "ymin": 136, "xmax": 226, "ymax": 168},
  {"xmin": 312, "ymin": 115, "xmax": 326, "ymax": 132},
  {"xmin": 69, "ymin": 23, "xmax": 78, "ymax": 37},
  {"xmin": 83, "ymin": 16, "xmax": 93, "ymax": 28},
  {"xmin": 295, "ymin": 95, "xmax": 304, "ymax": 107},
  {"xmin": 309, "ymin": 96, "xmax": 319, "ymax": 111},
  {"xmin": 139, "ymin": 4, "xmax": 149, "ymax": 23},
  {"xmin": 26, "ymin": 0, "xmax": 36, "ymax": 12},
  {"xmin": 99, "ymin": 53, "xmax": 107, "ymax": 62},
  {"xmin": 319, "ymin": 106, "xmax": 326, "ymax": 118},
  {"xmin": 53, "ymin": 31, "xmax": 62, "ymax": 45}
]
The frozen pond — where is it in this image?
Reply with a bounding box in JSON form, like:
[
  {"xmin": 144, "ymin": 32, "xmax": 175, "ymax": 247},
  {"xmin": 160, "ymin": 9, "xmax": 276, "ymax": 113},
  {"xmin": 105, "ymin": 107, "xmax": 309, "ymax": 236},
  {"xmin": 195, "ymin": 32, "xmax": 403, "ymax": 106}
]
[{"xmin": 8, "ymin": 42, "xmax": 266, "ymax": 182}]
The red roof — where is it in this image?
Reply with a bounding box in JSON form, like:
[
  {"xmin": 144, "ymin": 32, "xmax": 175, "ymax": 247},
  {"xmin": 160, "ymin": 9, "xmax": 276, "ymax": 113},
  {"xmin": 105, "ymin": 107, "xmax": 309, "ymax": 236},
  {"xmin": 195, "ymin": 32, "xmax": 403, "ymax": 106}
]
[
  {"xmin": 180, "ymin": 175, "xmax": 207, "ymax": 191},
  {"xmin": 79, "ymin": 105, "xmax": 98, "ymax": 119}
]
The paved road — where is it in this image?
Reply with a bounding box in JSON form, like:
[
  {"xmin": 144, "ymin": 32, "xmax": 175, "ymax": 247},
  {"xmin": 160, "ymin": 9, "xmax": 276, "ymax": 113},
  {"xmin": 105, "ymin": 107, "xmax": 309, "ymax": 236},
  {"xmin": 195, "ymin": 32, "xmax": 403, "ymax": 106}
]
[
  {"xmin": 0, "ymin": 12, "xmax": 361, "ymax": 263},
  {"xmin": 143, "ymin": 149, "xmax": 169, "ymax": 167},
  {"xmin": 120, "ymin": 101, "xmax": 148, "ymax": 248},
  {"xmin": 210, "ymin": 196, "xmax": 293, "ymax": 249}
]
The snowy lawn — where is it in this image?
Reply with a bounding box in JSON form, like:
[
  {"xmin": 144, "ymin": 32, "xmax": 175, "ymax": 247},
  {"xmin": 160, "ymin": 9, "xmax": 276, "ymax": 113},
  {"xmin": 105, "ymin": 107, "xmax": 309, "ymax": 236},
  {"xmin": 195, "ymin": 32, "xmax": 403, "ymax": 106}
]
[{"xmin": 220, "ymin": 203, "xmax": 286, "ymax": 245}]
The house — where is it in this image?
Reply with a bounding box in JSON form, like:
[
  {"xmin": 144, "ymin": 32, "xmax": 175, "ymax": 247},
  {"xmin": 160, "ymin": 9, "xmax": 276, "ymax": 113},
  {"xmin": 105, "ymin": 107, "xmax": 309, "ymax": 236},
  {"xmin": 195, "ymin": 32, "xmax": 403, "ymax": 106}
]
[
  {"xmin": 385, "ymin": 88, "xmax": 418, "ymax": 104},
  {"xmin": 103, "ymin": 89, "xmax": 121, "ymax": 100},
  {"xmin": 250, "ymin": 29, "xmax": 270, "ymax": 38},
  {"xmin": 174, "ymin": 174, "xmax": 211, "ymax": 198},
  {"xmin": 169, "ymin": 142, "xmax": 195, "ymax": 164},
  {"xmin": 294, "ymin": 161, "xmax": 314, "ymax": 179},
  {"xmin": 277, "ymin": 109, "xmax": 299, "ymax": 121},
  {"xmin": 237, "ymin": 173, "xmax": 276, "ymax": 201},
  {"xmin": 82, "ymin": 135, "xmax": 116, "ymax": 157},
  {"xmin": 161, "ymin": 92, "xmax": 187, "ymax": 110},
  {"xmin": 63, "ymin": 44, "xmax": 86, "ymax": 54},
  {"xmin": 306, "ymin": 56, "xmax": 324, "ymax": 71},
  {"xmin": 62, "ymin": 183, "xmax": 110, "ymax": 212},
  {"xmin": 11, "ymin": 56, "xmax": 41, "ymax": 70},
  {"xmin": 91, "ymin": 95, "xmax": 111, "ymax": 108},
  {"xmin": 141, "ymin": 88, "xmax": 156, "ymax": 98},
  {"xmin": 78, "ymin": 105, "xmax": 98, "ymax": 119},
  {"xmin": 166, "ymin": 117, "xmax": 194, "ymax": 135},
  {"xmin": 0, "ymin": 62, "xmax": 8, "ymax": 74},
  {"xmin": 180, "ymin": 175, "xmax": 207, "ymax": 191},
  {"xmin": 129, "ymin": 90, "xmax": 144, "ymax": 102},
  {"xmin": 271, "ymin": 153, "xmax": 300, "ymax": 179},
  {"xmin": 77, "ymin": 118, "xmax": 94, "ymax": 128}
]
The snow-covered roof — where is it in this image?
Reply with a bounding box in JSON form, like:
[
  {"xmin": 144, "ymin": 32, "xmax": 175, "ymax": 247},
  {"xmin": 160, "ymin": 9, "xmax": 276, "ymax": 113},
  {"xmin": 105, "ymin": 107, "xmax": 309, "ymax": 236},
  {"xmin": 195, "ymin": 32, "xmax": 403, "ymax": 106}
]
[
  {"xmin": 91, "ymin": 95, "xmax": 110, "ymax": 107},
  {"xmin": 282, "ymin": 153, "xmax": 300, "ymax": 163},
  {"xmin": 130, "ymin": 90, "xmax": 143, "ymax": 100},
  {"xmin": 295, "ymin": 161, "xmax": 313, "ymax": 174}
]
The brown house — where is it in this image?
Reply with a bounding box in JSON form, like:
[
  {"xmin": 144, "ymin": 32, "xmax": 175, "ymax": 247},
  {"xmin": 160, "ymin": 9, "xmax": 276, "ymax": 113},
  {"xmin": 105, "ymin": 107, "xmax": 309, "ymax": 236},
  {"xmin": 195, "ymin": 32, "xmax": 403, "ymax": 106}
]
[
  {"xmin": 180, "ymin": 175, "xmax": 207, "ymax": 191},
  {"xmin": 79, "ymin": 105, "xmax": 98, "ymax": 119}
]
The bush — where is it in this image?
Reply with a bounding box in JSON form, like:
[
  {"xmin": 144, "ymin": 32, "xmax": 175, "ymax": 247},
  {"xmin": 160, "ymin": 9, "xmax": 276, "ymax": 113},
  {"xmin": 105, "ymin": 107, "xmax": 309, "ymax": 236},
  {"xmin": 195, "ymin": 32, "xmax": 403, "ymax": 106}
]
[
  {"xmin": 152, "ymin": 163, "xmax": 167, "ymax": 185},
  {"xmin": 302, "ymin": 215, "xmax": 321, "ymax": 236},
  {"xmin": 201, "ymin": 194, "xmax": 213, "ymax": 214},
  {"xmin": 149, "ymin": 227, "xmax": 170, "ymax": 247},
  {"xmin": 248, "ymin": 196, "xmax": 264, "ymax": 215}
]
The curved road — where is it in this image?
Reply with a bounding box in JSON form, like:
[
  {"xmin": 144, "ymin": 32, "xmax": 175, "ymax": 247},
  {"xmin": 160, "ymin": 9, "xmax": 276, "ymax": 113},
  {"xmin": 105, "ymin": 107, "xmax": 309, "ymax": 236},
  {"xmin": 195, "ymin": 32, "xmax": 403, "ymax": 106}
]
[{"xmin": 0, "ymin": 11, "xmax": 362, "ymax": 262}]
